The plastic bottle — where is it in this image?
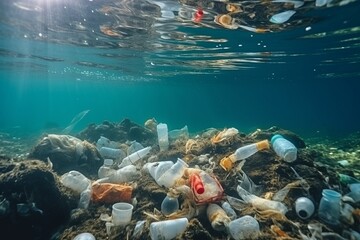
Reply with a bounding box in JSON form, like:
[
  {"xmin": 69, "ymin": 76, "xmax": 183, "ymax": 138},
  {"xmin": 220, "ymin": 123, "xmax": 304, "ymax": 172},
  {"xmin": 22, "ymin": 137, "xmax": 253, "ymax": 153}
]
[
  {"xmin": 271, "ymin": 134, "xmax": 297, "ymax": 162},
  {"xmin": 236, "ymin": 185, "xmax": 288, "ymax": 214},
  {"xmin": 318, "ymin": 189, "xmax": 341, "ymax": 226},
  {"xmin": 149, "ymin": 218, "xmax": 188, "ymax": 240},
  {"xmin": 60, "ymin": 170, "xmax": 91, "ymax": 194},
  {"xmin": 220, "ymin": 140, "xmax": 269, "ymax": 171},
  {"xmin": 206, "ymin": 203, "xmax": 231, "ymax": 231},
  {"xmin": 118, "ymin": 146, "xmax": 151, "ymax": 168},
  {"xmin": 190, "ymin": 171, "xmax": 224, "ymax": 204},
  {"xmin": 156, "ymin": 158, "xmax": 188, "ymax": 188},
  {"xmin": 99, "ymin": 147, "xmax": 126, "ymax": 160},
  {"xmin": 157, "ymin": 123, "xmax": 169, "ymax": 151},
  {"xmin": 127, "ymin": 141, "xmax": 144, "ymax": 155},
  {"xmin": 295, "ymin": 197, "xmax": 315, "ymax": 220},
  {"xmin": 161, "ymin": 194, "xmax": 179, "ymax": 215},
  {"xmin": 108, "ymin": 165, "xmax": 141, "ymax": 183},
  {"xmin": 98, "ymin": 159, "xmax": 115, "ymax": 179}
]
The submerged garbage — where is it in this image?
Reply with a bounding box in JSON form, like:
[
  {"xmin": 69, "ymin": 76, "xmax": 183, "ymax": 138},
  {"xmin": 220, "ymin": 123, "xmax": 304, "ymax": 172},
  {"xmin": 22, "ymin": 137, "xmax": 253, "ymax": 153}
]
[{"xmin": 0, "ymin": 118, "xmax": 359, "ymax": 239}]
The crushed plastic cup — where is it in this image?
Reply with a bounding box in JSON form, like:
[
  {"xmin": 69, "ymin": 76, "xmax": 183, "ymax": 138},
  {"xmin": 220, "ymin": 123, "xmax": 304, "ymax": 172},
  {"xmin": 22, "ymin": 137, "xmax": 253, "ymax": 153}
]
[
  {"xmin": 227, "ymin": 215, "xmax": 260, "ymax": 240},
  {"xmin": 149, "ymin": 217, "xmax": 188, "ymax": 240},
  {"xmin": 112, "ymin": 202, "xmax": 134, "ymax": 226},
  {"xmin": 295, "ymin": 197, "xmax": 315, "ymax": 220}
]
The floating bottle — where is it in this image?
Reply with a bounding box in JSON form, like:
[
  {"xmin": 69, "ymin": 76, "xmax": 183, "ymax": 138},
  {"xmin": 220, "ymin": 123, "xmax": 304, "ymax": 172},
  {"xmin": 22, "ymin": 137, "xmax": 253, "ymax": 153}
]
[
  {"xmin": 190, "ymin": 171, "xmax": 224, "ymax": 204},
  {"xmin": 157, "ymin": 123, "xmax": 169, "ymax": 151},
  {"xmin": 98, "ymin": 159, "xmax": 115, "ymax": 179},
  {"xmin": 156, "ymin": 158, "xmax": 188, "ymax": 188},
  {"xmin": 118, "ymin": 146, "xmax": 151, "ymax": 168},
  {"xmin": 220, "ymin": 140, "xmax": 269, "ymax": 171},
  {"xmin": 271, "ymin": 134, "xmax": 297, "ymax": 162},
  {"xmin": 318, "ymin": 189, "xmax": 341, "ymax": 227}
]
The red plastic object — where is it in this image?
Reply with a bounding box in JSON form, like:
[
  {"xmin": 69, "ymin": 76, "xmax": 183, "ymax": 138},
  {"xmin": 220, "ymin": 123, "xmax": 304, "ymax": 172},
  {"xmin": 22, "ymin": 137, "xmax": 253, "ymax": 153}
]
[
  {"xmin": 190, "ymin": 173, "xmax": 205, "ymax": 194},
  {"xmin": 193, "ymin": 8, "xmax": 204, "ymax": 23}
]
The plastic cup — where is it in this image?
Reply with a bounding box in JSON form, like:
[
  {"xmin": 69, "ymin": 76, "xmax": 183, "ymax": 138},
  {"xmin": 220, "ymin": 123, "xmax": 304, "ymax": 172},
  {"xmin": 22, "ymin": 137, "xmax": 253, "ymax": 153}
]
[
  {"xmin": 112, "ymin": 202, "xmax": 134, "ymax": 226},
  {"xmin": 150, "ymin": 218, "xmax": 188, "ymax": 240}
]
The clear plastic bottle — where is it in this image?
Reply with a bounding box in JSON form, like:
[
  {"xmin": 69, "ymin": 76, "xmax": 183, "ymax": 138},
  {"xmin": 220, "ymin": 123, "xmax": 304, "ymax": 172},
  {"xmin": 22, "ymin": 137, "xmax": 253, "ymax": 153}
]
[
  {"xmin": 271, "ymin": 134, "xmax": 297, "ymax": 162},
  {"xmin": 318, "ymin": 189, "xmax": 341, "ymax": 226},
  {"xmin": 118, "ymin": 146, "xmax": 151, "ymax": 168},
  {"xmin": 161, "ymin": 194, "xmax": 179, "ymax": 215},
  {"xmin": 99, "ymin": 147, "xmax": 126, "ymax": 160},
  {"xmin": 98, "ymin": 159, "xmax": 115, "ymax": 179},
  {"xmin": 156, "ymin": 158, "xmax": 188, "ymax": 188},
  {"xmin": 220, "ymin": 140, "xmax": 269, "ymax": 171}
]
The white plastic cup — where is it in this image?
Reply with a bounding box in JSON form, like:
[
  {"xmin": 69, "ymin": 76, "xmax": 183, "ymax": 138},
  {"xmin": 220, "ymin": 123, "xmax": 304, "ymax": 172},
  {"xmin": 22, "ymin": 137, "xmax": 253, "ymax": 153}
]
[
  {"xmin": 227, "ymin": 215, "xmax": 260, "ymax": 240},
  {"xmin": 150, "ymin": 218, "xmax": 188, "ymax": 240},
  {"xmin": 112, "ymin": 202, "xmax": 134, "ymax": 226},
  {"xmin": 157, "ymin": 123, "xmax": 169, "ymax": 151},
  {"xmin": 295, "ymin": 197, "xmax": 315, "ymax": 220}
]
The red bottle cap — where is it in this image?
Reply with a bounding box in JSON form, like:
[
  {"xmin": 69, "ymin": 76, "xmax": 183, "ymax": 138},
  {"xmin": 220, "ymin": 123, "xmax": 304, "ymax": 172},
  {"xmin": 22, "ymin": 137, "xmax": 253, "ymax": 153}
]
[{"xmin": 190, "ymin": 173, "xmax": 205, "ymax": 194}]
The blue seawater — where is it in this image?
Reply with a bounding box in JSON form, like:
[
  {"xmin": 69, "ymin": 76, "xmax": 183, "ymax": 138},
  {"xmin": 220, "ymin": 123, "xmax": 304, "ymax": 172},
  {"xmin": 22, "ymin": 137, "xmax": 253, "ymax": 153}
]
[{"xmin": 0, "ymin": 0, "xmax": 359, "ymax": 138}]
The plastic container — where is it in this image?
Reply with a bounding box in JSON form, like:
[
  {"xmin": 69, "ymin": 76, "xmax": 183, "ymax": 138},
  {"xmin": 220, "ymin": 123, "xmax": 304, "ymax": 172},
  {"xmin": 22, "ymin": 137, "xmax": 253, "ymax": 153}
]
[
  {"xmin": 118, "ymin": 146, "xmax": 151, "ymax": 168},
  {"xmin": 237, "ymin": 185, "xmax": 288, "ymax": 214},
  {"xmin": 98, "ymin": 159, "xmax": 115, "ymax": 179},
  {"xmin": 190, "ymin": 171, "xmax": 224, "ymax": 204},
  {"xmin": 143, "ymin": 161, "xmax": 174, "ymax": 181},
  {"xmin": 220, "ymin": 140, "xmax": 269, "ymax": 171},
  {"xmin": 206, "ymin": 203, "xmax": 231, "ymax": 231},
  {"xmin": 349, "ymin": 183, "xmax": 360, "ymax": 202},
  {"xmin": 60, "ymin": 170, "xmax": 91, "ymax": 193},
  {"xmin": 112, "ymin": 202, "xmax": 134, "ymax": 226},
  {"xmin": 161, "ymin": 195, "xmax": 179, "ymax": 215},
  {"xmin": 156, "ymin": 158, "xmax": 188, "ymax": 188},
  {"xmin": 227, "ymin": 215, "xmax": 260, "ymax": 240},
  {"xmin": 150, "ymin": 218, "xmax": 188, "ymax": 240},
  {"xmin": 73, "ymin": 232, "xmax": 96, "ymax": 240},
  {"xmin": 318, "ymin": 189, "xmax": 341, "ymax": 226},
  {"xmin": 157, "ymin": 123, "xmax": 169, "ymax": 151},
  {"xmin": 221, "ymin": 201, "xmax": 237, "ymax": 220},
  {"xmin": 271, "ymin": 134, "xmax": 297, "ymax": 162},
  {"xmin": 99, "ymin": 147, "xmax": 126, "ymax": 160},
  {"xmin": 168, "ymin": 125, "xmax": 189, "ymax": 139},
  {"xmin": 295, "ymin": 197, "xmax": 315, "ymax": 220},
  {"xmin": 108, "ymin": 165, "xmax": 141, "ymax": 183}
]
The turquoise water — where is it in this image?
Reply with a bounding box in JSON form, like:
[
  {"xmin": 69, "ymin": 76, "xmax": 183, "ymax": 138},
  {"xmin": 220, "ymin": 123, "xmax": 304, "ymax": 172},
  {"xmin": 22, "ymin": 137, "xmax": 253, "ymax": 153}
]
[{"xmin": 1, "ymin": 0, "xmax": 360, "ymax": 138}]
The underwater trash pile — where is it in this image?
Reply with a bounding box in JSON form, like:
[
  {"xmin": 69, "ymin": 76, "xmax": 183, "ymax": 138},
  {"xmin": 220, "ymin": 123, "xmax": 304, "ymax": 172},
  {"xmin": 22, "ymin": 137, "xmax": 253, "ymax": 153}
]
[{"xmin": 0, "ymin": 118, "xmax": 359, "ymax": 240}]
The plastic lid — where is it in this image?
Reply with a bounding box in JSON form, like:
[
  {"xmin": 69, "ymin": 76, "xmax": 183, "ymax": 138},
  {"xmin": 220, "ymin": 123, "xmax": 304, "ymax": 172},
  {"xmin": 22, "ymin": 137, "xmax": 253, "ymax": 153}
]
[{"xmin": 270, "ymin": 134, "xmax": 283, "ymax": 145}]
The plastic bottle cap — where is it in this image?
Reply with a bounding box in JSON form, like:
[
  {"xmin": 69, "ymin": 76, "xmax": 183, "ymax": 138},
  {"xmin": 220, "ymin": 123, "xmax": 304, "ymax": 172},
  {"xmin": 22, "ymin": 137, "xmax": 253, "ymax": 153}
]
[
  {"xmin": 270, "ymin": 134, "xmax": 283, "ymax": 145},
  {"xmin": 191, "ymin": 174, "xmax": 205, "ymax": 194},
  {"xmin": 220, "ymin": 157, "xmax": 233, "ymax": 171},
  {"xmin": 256, "ymin": 140, "xmax": 270, "ymax": 150}
]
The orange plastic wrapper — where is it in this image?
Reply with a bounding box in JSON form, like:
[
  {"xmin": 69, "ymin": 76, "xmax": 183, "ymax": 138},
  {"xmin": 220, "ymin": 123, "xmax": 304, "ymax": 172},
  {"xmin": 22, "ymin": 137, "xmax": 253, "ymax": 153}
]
[{"xmin": 91, "ymin": 182, "xmax": 133, "ymax": 204}]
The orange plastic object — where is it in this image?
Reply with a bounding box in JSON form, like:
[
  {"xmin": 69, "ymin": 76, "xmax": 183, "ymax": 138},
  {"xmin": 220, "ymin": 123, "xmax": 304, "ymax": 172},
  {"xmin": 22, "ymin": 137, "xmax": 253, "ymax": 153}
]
[
  {"xmin": 220, "ymin": 156, "xmax": 234, "ymax": 171},
  {"xmin": 92, "ymin": 182, "xmax": 133, "ymax": 204},
  {"xmin": 256, "ymin": 139, "xmax": 270, "ymax": 150},
  {"xmin": 190, "ymin": 173, "xmax": 205, "ymax": 194}
]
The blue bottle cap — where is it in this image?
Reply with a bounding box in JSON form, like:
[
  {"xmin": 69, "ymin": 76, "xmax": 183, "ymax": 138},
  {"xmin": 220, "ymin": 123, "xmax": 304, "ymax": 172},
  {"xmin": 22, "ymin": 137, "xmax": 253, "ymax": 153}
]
[{"xmin": 271, "ymin": 134, "xmax": 283, "ymax": 145}]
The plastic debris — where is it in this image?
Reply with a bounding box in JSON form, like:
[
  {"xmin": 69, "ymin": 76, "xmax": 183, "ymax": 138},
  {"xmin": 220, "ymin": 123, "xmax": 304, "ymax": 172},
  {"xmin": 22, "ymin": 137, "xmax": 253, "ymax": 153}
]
[{"xmin": 270, "ymin": 10, "xmax": 296, "ymax": 24}]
